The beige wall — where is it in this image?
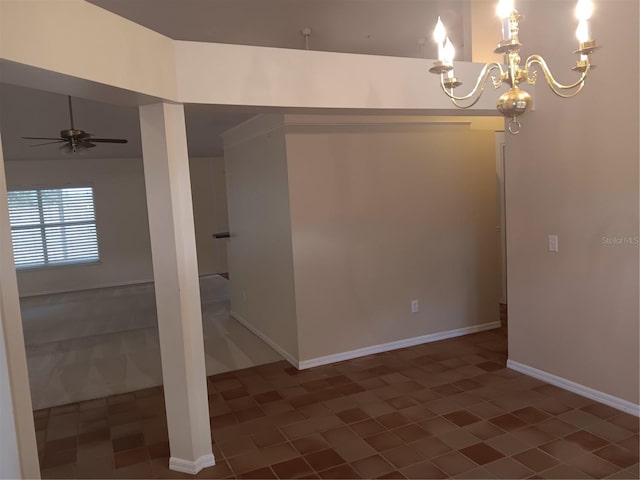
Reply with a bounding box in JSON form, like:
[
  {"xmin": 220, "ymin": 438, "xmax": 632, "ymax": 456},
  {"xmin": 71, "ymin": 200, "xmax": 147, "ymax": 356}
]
[
  {"xmin": 505, "ymin": 0, "xmax": 639, "ymax": 403},
  {"xmin": 224, "ymin": 115, "xmax": 501, "ymax": 364},
  {"xmin": 6, "ymin": 157, "xmax": 153, "ymax": 296},
  {"xmin": 285, "ymin": 119, "xmax": 501, "ymax": 361},
  {"xmin": 5, "ymin": 156, "xmax": 227, "ymax": 296},
  {"xmin": 189, "ymin": 157, "xmax": 229, "ymax": 276},
  {"xmin": 470, "ymin": 0, "xmax": 502, "ymax": 63},
  {"xmin": 223, "ymin": 116, "xmax": 300, "ymax": 360}
]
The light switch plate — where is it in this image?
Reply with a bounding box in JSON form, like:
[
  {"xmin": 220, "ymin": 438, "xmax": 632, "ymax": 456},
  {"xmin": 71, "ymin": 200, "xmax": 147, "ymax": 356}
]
[
  {"xmin": 548, "ymin": 234, "xmax": 559, "ymax": 252},
  {"xmin": 411, "ymin": 300, "xmax": 419, "ymax": 313}
]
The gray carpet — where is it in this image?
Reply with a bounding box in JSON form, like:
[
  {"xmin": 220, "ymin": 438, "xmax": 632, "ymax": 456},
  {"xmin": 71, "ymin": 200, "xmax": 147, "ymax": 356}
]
[{"xmin": 21, "ymin": 275, "xmax": 282, "ymax": 409}]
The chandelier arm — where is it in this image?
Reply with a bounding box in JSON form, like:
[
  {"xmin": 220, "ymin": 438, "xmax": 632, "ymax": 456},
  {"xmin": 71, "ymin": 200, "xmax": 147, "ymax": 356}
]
[
  {"xmin": 439, "ymin": 62, "xmax": 505, "ymax": 103},
  {"xmin": 449, "ymin": 96, "xmax": 482, "ymax": 109},
  {"xmin": 525, "ymin": 55, "xmax": 589, "ymax": 98}
]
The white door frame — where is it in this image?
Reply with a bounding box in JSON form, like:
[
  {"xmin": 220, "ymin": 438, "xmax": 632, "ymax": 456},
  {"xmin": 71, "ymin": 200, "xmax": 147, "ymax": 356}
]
[{"xmin": 496, "ymin": 132, "xmax": 507, "ymax": 304}]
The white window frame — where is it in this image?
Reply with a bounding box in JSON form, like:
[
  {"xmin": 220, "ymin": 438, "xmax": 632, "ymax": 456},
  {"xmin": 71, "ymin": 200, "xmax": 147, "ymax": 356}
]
[{"xmin": 7, "ymin": 185, "xmax": 100, "ymax": 270}]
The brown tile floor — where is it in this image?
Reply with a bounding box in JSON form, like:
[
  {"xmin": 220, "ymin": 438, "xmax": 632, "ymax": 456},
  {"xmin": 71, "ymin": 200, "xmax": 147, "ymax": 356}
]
[{"xmin": 35, "ymin": 326, "xmax": 638, "ymax": 479}]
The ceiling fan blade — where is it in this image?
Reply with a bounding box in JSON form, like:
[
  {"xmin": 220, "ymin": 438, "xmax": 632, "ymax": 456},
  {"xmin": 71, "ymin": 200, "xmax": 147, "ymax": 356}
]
[
  {"xmin": 29, "ymin": 140, "xmax": 66, "ymax": 147},
  {"xmin": 78, "ymin": 141, "xmax": 97, "ymax": 149},
  {"xmin": 87, "ymin": 138, "xmax": 128, "ymax": 144},
  {"xmin": 22, "ymin": 136, "xmax": 64, "ymax": 141}
]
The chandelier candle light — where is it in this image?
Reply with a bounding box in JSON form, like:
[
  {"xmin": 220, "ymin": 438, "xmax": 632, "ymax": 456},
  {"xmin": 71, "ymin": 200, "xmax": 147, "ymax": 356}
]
[{"xmin": 429, "ymin": 0, "xmax": 599, "ymax": 134}]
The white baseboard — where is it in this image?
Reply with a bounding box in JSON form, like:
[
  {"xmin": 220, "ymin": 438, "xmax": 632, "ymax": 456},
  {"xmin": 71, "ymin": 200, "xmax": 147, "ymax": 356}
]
[
  {"xmin": 507, "ymin": 360, "xmax": 640, "ymax": 417},
  {"xmin": 169, "ymin": 453, "xmax": 216, "ymax": 474},
  {"xmin": 230, "ymin": 312, "xmax": 300, "ymax": 367},
  {"xmin": 19, "ymin": 278, "xmax": 153, "ymax": 298},
  {"xmin": 19, "ymin": 273, "xmax": 225, "ymax": 298},
  {"xmin": 298, "ymin": 321, "xmax": 501, "ymax": 370},
  {"xmin": 231, "ymin": 313, "xmax": 500, "ymax": 372},
  {"xmin": 231, "ymin": 312, "xmax": 500, "ymax": 370}
]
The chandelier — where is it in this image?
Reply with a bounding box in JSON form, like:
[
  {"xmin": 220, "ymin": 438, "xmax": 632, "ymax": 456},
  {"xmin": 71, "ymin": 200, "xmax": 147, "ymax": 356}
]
[{"xmin": 428, "ymin": 0, "xmax": 599, "ymax": 134}]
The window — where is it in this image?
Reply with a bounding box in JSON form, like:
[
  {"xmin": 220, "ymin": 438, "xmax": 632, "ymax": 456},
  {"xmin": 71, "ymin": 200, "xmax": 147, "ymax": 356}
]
[{"xmin": 8, "ymin": 186, "xmax": 99, "ymax": 269}]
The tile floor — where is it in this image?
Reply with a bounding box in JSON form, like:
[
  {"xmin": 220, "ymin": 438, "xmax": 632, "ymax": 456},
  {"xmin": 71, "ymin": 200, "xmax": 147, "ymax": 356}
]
[
  {"xmin": 35, "ymin": 325, "xmax": 638, "ymax": 479},
  {"xmin": 22, "ymin": 275, "xmax": 282, "ymax": 409}
]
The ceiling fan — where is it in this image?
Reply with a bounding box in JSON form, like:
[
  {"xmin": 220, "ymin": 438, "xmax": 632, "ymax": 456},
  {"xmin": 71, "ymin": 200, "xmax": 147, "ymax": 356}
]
[{"xmin": 22, "ymin": 96, "xmax": 128, "ymax": 153}]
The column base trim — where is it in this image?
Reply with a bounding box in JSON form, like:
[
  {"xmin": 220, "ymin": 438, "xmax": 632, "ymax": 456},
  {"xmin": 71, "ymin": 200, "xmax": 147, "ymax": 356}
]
[
  {"xmin": 169, "ymin": 453, "xmax": 216, "ymax": 474},
  {"xmin": 507, "ymin": 359, "xmax": 640, "ymax": 417}
]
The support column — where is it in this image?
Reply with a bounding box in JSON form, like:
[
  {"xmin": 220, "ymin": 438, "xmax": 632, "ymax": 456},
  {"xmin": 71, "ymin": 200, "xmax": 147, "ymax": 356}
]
[
  {"xmin": 0, "ymin": 131, "xmax": 40, "ymax": 478},
  {"xmin": 139, "ymin": 103, "xmax": 214, "ymax": 474}
]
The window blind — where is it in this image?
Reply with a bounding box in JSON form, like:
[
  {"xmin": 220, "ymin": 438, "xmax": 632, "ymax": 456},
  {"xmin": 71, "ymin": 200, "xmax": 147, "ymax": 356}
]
[{"xmin": 8, "ymin": 186, "xmax": 100, "ymax": 269}]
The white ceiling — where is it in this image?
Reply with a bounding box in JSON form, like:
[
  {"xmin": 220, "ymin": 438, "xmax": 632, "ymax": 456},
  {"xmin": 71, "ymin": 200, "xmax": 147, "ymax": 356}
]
[
  {"xmin": 1, "ymin": 1, "xmax": 470, "ymax": 160},
  {"xmin": 87, "ymin": 0, "xmax": 468, "ymax": 60}
]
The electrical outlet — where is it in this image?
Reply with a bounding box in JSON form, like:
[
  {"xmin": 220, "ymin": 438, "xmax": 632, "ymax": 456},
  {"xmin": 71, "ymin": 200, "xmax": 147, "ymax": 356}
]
[
  {"xmin": 548, "ymin": 234, "xmax": 559, "ymax": 252},
  {"xmin": 411, "ymin": 299, "xmax": 419, "ymax": 313},
  {"xmin": 242, "ymin": 291, "xmax": 247, "ymax": 301}
]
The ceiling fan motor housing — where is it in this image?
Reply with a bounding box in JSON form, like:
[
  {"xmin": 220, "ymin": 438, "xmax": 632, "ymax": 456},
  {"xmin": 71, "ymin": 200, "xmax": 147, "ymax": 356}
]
[{"xmin": 60, "ymin": 129, "xmax": 90, "ymax": 139}]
